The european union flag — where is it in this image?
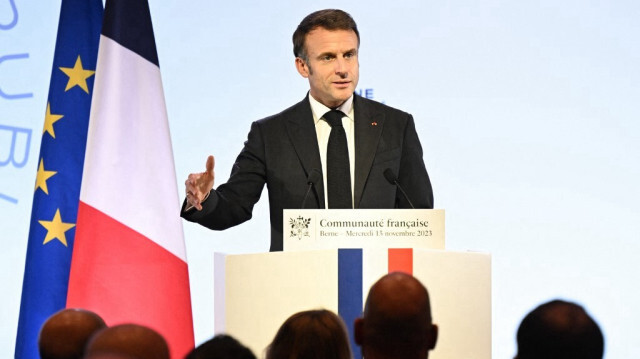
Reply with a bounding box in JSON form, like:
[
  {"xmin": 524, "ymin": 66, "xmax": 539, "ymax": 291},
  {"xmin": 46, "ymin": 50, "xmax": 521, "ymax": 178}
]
[{"xmin": 15, "ymin": 1, "xmax": 102, "ymax": 358}]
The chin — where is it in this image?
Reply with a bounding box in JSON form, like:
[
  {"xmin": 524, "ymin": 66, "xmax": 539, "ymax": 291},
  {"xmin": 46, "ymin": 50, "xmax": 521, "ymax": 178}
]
[
  {"xmin": 331, "ymin": 98, "xmax": 349, "ymax": 107},
  {"xmin": 334, "ymin": 91, "xmax": 353, "ymax": 101}
]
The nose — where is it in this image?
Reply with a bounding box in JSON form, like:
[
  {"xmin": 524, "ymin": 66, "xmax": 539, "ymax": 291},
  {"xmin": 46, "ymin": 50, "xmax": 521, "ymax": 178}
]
[{"xmin": 334, "ymin": 57, "xmax": 348, "ymax": 77}]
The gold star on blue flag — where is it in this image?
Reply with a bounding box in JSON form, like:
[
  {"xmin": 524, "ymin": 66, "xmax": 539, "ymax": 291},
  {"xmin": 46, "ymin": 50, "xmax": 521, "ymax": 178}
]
[{"xmin": 15, "ymin": 1, "xmax": 103, "ymax": 358}]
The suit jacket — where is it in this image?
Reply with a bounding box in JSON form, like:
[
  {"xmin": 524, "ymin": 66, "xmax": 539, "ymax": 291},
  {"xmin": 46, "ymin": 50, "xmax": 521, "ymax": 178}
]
[{"xmin": 181, "ymin": 94, "xmax": 433, "ymax": 251}]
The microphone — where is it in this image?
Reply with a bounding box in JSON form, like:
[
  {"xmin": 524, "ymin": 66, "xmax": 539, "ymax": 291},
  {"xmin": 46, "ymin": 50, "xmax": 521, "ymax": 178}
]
[
  {"xmin": 301, "ymin": 169, "xmax": 322, "ymax": 209},
  {"xmin": 383, "ymin": 168, "xmax": 415, "ymax": 209}
]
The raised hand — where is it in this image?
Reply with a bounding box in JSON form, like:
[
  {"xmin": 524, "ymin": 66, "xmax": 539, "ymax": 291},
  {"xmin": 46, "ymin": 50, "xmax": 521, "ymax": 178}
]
[{"xmin": 185, "ymin": 155, "xmax": 215, "ymax": 211}]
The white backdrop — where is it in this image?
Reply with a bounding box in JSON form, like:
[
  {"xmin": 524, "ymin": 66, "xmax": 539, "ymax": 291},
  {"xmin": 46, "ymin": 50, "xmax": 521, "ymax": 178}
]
[{"xmin": 2, "ymin": 1, "xmax": 639, "ymax": 358}]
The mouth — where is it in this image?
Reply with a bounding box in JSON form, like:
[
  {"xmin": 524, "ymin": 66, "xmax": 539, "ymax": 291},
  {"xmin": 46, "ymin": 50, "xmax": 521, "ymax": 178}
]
[{"xmin": 333, "ymin": 80, "xmax": 351, "ymax": 88}]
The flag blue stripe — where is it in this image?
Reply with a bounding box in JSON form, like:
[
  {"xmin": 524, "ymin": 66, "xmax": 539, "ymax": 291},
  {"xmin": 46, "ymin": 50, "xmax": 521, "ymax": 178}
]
[
  {"xmin": 101, "ymin": 0, "xmax": 159, "ymax": 66},
  {"xmin": 15, "ymin": 1, "xmax": 102, "ymax": 358},
  {"xmin": 338, "ymin": 248, "xmax": 363, "ymax": 359}
]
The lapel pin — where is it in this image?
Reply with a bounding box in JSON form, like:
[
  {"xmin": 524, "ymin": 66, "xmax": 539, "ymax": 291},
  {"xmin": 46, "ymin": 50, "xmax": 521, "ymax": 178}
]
[{"xmin": 371, "ymin": 122, "xmax": 378, "ymax": 126}]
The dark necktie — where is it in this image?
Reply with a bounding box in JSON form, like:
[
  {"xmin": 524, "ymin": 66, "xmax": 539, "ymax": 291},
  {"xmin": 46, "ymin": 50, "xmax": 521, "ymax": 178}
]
[{"xmin": 324, "ymin": 110, "xmax": 352, "ymax": 209}]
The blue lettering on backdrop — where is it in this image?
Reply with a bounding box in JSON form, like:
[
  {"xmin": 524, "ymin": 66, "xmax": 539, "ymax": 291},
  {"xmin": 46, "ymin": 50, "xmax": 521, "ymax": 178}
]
[
  {"xmin": 355, "ymin": 88, "xmax": 384, "ymax": 104},
  {"xmin": 0, "ymin": 124, "xmax": 32, "ymax": 168},
  {"xmin": 356, "ymin": 88, "xmax": 374, "ymax": 99},
  {"xmin": 0, "ymin": 54, "xmax": 33, "ymax": 100},
  {"xmin": 1, "ymin": 1, "xmax": 33, "ymax": 205},
  {"xmin": 0, "ymin": 0, "xmax": 18, "ymax": 30},
  {"xmin": 365, "ymin": 88, "xmax": 373, "ymax": 99},
  {"xmin": 0, "ymin": 124, "xmax": 32, "ymax": 203},
  {"xmin": 0, "ymin": 123, "xmax": 32, "ymax": 204},
  {"xmin": 0, "ymin": 192, "xmax": 18, "ymax": 204}
]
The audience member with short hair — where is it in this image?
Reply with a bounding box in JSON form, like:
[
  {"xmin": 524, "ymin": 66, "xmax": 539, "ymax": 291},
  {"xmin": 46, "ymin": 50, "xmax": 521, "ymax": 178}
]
[
  {"xmin": 38, "ymin": 308, "xmax": 106, "ymax": 359},
  {"xmin": 515, "ymin": 299, "xmax": 604, "ymax": 359},
  {"xmin": 85, "ymin": 323, "xmax": 170, "ymax": 359},
  {"xmin": 185, "ymin": 334, "xmax": 256, "ymax": 359},
  {"xmin": 266, "ymin": 309, "xmax": 352, "ymax": 359},
  {"xmin": 354, "ymin": 272, "xmax": 438, "ymax": 359}
]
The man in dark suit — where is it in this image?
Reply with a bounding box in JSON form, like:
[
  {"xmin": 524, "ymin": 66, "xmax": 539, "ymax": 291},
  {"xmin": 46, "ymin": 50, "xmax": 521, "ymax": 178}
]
[{"xmin": 182, "ymin": 9, "xmax": 433, "ymax": 251}]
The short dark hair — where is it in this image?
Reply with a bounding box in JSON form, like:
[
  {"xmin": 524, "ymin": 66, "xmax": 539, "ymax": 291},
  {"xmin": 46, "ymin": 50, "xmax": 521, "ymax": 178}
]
[
  {"xmin": 266, "ymin": 309, "xmax": 351, "ymax": 359},
  {"xmin": 516, "ymin": 300, "xmax": 604, "ymax": 359},
  {"xmin": 185, "ymin": 334, "xmax": 256, "ymax": 359},
  {"xmin": 292, "ymin": 9, "xmax": 360, "ymax": 61}
]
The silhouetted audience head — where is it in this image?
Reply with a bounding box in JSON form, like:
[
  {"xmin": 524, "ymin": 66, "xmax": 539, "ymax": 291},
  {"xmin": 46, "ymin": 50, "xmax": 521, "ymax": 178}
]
[
  {"xmin": 266, "ymin": 309, "xmax": 351, "ymax": 359},
  {"xmin": 516, "ymin": 299, "xmax": 604, "ymax": 359},
  {"xmin": 38, "ymin": 308, "xmax": 106, "ymax": 359},
  {"xmin": 84, "ymin": 354, "xmax": 137, "ymax": 359},
  {"xmin": 354, "ymin": 272, "xmax": 438, "ymax": 359},
  {"xmin": 85, "ymin": 323, "xmax": 170, "ymax": 359},
  {"xmin": 185, "ymin": 334, "xmax": 256, "ymax": 359}
]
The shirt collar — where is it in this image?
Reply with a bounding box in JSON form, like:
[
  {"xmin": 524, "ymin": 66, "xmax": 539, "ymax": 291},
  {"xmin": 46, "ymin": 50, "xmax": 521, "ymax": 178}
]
[{"xmin": 309, "ymin": 93, "xmax": 354, "ymax": 124}]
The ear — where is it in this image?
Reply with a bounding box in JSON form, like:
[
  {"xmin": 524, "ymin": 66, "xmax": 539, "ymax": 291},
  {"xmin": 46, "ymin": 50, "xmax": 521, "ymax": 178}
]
[
  {"xmin": 354, "ymin": 318, "xmax": 364, "ymax": 345},
  {"xmin": 428, "ymin": 324, "xmax": 438, "ymax": 350},
  {"xmin": 295, "ymin": 57, "xmax": 310, "ymax": 78}
]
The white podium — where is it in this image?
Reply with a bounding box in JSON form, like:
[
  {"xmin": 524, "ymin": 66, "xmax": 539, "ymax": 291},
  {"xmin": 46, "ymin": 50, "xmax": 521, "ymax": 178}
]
[{"xmin": 213, "ymin": 247, "xmax": 491, "ymax": 359}]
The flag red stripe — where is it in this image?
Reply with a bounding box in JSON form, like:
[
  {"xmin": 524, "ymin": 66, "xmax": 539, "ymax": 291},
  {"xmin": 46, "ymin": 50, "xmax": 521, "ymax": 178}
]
[
  {"xmin": 388, "ymin": 248, "xmax": 413, "ymax": 275},
  {"xmin": 67, "ymin": 201, "xmax": 194, "ymax": 358}
]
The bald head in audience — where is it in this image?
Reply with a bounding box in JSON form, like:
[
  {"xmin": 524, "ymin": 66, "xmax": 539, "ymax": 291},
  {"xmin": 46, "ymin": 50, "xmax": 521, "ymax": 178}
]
[
  {"xmin": 516, "ymin": 299, "xmax": 604, "ymax": 359},
  {"xmin": 38, "ymin": 308, "xmax": 106, "ymax": 359},
  {"xmin": 354, "ymin": 272, "xmax": 438, "ymax": 359},
  {"xmin": 85, "ymin": 324, "xmax": 170, "ymax": 359}
]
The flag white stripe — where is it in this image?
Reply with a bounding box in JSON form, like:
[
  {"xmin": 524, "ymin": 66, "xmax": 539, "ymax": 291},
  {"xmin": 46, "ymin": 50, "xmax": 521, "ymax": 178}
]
[{"xmin": 81, "ymin": 35, "xmax": 186, "ymax": 261}]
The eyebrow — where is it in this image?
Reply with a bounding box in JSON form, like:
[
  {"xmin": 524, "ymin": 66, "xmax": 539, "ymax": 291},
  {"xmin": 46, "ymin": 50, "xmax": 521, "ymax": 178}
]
[{"xmin": 316, "ymin": 48, "xmax": 358, "ymax": 58}]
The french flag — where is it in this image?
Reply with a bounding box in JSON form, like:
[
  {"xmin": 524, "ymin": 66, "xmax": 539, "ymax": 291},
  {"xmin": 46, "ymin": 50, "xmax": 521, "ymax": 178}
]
[
  {"xmin": 338, "ymin": 248, "xmax": 415, "ymax": 358},
  {"xmin": 66, "ymin": 0, "xmax": 194, "ymax": 357}
]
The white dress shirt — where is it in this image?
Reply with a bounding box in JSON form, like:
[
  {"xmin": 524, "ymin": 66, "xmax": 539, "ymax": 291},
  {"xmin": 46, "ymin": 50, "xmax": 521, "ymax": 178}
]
[{"xmin": 308, "ymin": 93, "xmax": 355, "ymax": 208}]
